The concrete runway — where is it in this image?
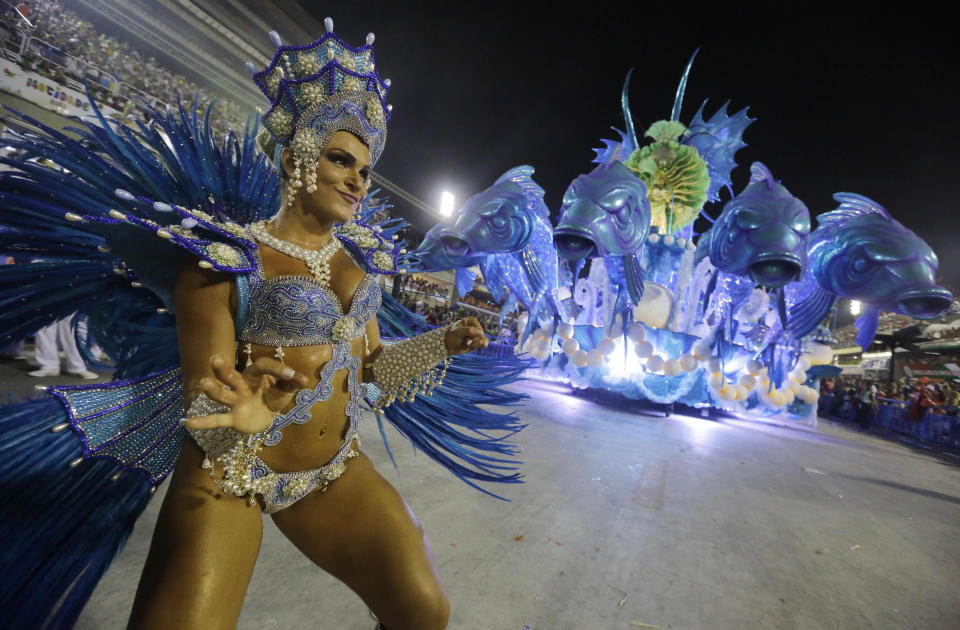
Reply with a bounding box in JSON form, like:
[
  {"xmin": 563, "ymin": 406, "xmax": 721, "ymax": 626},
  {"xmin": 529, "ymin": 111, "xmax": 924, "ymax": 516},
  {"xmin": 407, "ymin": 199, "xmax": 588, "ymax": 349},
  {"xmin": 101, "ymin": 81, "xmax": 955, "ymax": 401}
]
[{"xmin": 3, "ymin": 356, "xmax": 960, "ymax": 630}]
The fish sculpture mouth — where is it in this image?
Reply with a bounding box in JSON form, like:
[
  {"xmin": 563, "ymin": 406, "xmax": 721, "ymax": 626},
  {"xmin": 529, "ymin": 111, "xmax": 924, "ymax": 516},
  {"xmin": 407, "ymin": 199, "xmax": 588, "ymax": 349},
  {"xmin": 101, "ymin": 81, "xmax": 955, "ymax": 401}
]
[
  {"xmin": 747, "ymin": 254, "xmax": 803, "ymax": 288},
  {"xmin": 896, "ymin": 286, "xmax": 953, "ymax": 319},
  {"xmin": 553, "ymin": 227, "xmax": 599, "ymax": 259}
]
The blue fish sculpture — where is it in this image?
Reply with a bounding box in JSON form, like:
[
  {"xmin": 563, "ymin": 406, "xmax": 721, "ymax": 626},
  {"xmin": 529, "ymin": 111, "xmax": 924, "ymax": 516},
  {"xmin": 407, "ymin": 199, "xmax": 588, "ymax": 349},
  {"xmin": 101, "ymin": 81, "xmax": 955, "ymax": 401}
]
[
  {"xmin": 786, "ymin": 193, "xmax": 952, "ymax": 349},
  {"xmin": 553, "ymin": 160, "xmax": 651, "ymax": 306},
  {"xmin": 696, "ymin": 162, "xmax": 811, "ymax": 289},
  {"xmin": 439, "ymin": 166, "xmax": 568, "ymax": 322},
  {"xmin": 406, "ymin": 167, "xmax": 562, "ymax": 331}
]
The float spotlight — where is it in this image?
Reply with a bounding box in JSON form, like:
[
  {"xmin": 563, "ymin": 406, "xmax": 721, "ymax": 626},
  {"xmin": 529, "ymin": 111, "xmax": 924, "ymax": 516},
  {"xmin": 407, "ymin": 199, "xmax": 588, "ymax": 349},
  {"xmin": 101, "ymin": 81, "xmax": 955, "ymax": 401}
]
[{"xmin": 849, "ymin": 299, "xmax": 861, "ymax": 316}]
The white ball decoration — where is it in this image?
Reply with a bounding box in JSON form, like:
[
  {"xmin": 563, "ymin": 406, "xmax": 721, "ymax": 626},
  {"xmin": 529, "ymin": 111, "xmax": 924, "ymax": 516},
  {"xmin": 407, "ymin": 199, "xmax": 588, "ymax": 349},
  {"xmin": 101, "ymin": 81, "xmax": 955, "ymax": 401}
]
[
  {"xmin": 807, "ymin": 389, "xmax": 820, "ymax": 403},
  {"xmin": 708, "ymin": 372, "xmax": 724, "ymax": 389},
  {"xmin": 586, "ymin": 349, "xmax": 605, "ymax": 368},
  {"xmin": 534, "ymin": 336, "xmax": 550, "ymax": 352},
  {"xmin": 788, "ymin": 369, "xmax": 805, "ymax": 383},
  {"xmin": 798, "ymin": 355, "xmax": 813, "ymax": 371},
  {"xmin": 531, "ymin": 348, "xmax": 549, "ymax": 361},
  {"xmin": 597, "ymin": 337, "xmax": 616, "ymax": 356},
  {"xmin": 663, "ymin": 235, "xmax": 675, "ymax": 246},
  {"xmin": 533, "ymin": 327, "xmax": 548, "ymax": 340},
  {"xmin": 692, "ymin": 342, "xmax": 712, "ymax": 362},
  {"xmin": 557, "ymin": 322, "xmax": 574, "ymax": 339},
  {"xmin": 627, "ymin": 323, "xmax": 646, "ymax": 343},
  {"xmin": 663, "ymin": 358, "xmax": 683, "ymax": 377},
  {"xmin": 809, "ymin": 344, "xmax": 833, "ymax": 365},
  {"xmin": 733, "ymin": 385, "xmax": 748, "ymax": 401},
  {"xmin": 707, "ymin": 357, "xmax": 722, "ymax": 373},
  {"xmin": 646, "ymin": 354, "xmax": 665, "ymax": 372},
  {"xmin": 782, "ymin": 388, "xmax": 796, "ymax": 405},
  {"xmin": 786, "ymin": 380, "xmax": 802, "ymax": 394},
  {"xmin": 561, "ymin": 338, "xmax": 580, "ymax": 355},
  {"xmin": 634, "ymin": 340, "xmax": 654, "ymax": 358},
  {"xmin": 571, "ymin": 350, "xmax": 589, "ymax": 367},
  {"xmin": 718, "ymin": 387, "xmax": 734, "ymax": 401},
  {"xmin": 746, "ymin": 359, "xmax": 764, "ymax": 375},
  {"xmin": 739, "ymin": 374, "xmax": 757, "ymax": 390},
  {"xmin": 680, "ymin": 354, "xmax": 698, "ymax": 372},
  {"xmin": 769, "ymin": 391, "xmax": 786, "ymax": 407}
]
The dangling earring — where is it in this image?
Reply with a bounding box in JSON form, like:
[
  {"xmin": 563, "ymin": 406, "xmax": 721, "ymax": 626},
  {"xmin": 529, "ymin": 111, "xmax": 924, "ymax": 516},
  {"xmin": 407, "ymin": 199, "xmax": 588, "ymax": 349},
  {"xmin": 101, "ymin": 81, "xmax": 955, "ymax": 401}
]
[{"xmin": 289, "ymin": 127, "xmax": 321, "ymax": 198}]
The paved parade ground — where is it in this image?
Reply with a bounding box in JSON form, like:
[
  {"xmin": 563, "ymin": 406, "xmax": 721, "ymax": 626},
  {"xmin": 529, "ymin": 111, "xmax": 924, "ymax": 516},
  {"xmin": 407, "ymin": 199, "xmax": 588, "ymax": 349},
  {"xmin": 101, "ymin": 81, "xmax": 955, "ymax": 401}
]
[{"xmin": 3, "ymin": 357, "xmax": 959, "ymax": 630}]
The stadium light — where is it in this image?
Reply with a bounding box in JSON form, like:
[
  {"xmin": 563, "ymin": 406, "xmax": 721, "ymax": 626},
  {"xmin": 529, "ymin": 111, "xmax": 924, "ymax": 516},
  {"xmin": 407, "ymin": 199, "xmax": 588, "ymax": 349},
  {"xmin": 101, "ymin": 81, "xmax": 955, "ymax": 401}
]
[
  {"xmin": 849, "ymin": 299, "xmax": 861, "ymax": 316},
  {"xmin": 439, "ymin": 191, "xmax": 455, "ymax": 217}
]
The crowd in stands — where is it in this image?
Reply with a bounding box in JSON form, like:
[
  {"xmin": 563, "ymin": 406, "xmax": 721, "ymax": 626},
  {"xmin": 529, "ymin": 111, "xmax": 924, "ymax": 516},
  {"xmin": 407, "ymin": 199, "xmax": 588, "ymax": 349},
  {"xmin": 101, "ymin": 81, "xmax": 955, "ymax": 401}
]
[
  {"xmin": 1, "ymin": 0, "xmax": 246, "ymax": 134},
  {"xmin": 460, "ymin": 289, "xmax": 499, "ymax": 312},
  {"xmin": 396, "ymin": 292, "xmax": 504, "ymax": 336},
  {"xmin": 396, "ymin": 275, "xmax": 447, "ymax": 299},
  {"xmin": 820, "ymin": 376, "xmax": 960, "ymax": 428}
]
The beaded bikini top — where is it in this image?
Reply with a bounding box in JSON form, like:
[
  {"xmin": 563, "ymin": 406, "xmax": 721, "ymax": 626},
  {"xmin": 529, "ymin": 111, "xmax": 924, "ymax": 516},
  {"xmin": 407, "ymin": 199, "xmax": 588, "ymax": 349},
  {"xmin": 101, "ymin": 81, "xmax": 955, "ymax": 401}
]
[{"xmin": 238, "ymin": 247, "xmax": 382, "ymax": 347}]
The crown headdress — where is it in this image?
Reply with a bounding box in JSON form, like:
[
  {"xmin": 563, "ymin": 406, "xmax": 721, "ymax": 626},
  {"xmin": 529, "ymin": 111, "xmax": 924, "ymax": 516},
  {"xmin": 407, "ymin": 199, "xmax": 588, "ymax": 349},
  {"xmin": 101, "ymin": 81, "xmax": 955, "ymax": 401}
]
[{"xmin": 249, "ymin": 18, "xmax": 391, "ymax": 196}]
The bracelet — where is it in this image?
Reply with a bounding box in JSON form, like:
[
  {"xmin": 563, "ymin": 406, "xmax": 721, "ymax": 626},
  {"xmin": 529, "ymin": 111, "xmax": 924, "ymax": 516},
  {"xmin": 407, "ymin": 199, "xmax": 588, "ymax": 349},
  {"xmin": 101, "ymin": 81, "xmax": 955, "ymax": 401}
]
[
  {"xmin": 185, "ymin": 393, "xmax": 274, "ymax": 504},
  {"xmin": 367, "ymin": 324, "xmax": 453, "ymax": 411}
]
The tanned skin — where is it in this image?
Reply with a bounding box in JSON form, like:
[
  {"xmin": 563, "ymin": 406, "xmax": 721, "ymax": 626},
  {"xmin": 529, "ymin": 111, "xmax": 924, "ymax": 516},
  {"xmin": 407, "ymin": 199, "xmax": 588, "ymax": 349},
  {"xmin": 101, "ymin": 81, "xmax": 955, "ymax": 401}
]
[{"xmin": 127, "ymin": 131, "xmax": 488, "ymax": 630}]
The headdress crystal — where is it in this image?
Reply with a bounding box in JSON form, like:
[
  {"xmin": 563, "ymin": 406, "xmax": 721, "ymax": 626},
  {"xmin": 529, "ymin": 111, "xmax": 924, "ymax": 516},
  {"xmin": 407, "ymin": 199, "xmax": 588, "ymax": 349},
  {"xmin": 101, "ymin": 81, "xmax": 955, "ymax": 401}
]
[{"xmin": 251, "ymin": 18, "xmax": 390, "ymax": 194}]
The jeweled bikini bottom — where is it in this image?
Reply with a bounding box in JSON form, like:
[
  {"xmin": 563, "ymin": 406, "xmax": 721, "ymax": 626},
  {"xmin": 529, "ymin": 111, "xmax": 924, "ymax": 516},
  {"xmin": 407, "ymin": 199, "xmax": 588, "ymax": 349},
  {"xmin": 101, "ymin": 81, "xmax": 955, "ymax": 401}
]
[{"xmin": 252, "ymin": 435, "xmax": 360, "ymax": 513}]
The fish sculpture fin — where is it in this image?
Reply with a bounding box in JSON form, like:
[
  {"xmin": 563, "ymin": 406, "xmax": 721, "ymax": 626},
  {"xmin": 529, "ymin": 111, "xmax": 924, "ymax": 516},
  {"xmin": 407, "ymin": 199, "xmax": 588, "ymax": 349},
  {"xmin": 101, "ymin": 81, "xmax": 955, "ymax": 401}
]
[
  {"xmin": 681, "ymin": 99, "xmax": 754, "ymax": 202},
  {"xmin": 560, "ymin": 297, "xmax": 584, "ymax": 322},
  {"xmin": 499, "ymin": 293, "xmax": 520, "ymax": 327},
  {"xmin": 591, "ymin": 128, "xmax": 634, "ymax": 165},
  {"xmin": 622, "ymin": 254, "xmax": 645, "ymax": 305},
  {"xmin": 818, "ymin": 193, "xmax": 892, "ymax": 228},
  {"xmin": 749, "ymin": 162, "xmax": 776, "ymax": 188},
  {"xmin": 518, "ymin": 248, "xmax": 547, "ymax": 295},
  {"xmin": 776, "ymin": 286, "xmax": 789, "ymax": 328},
  {"xmin": 855, "ymin": 307, "xmax": 881, "ymax": 351},
  {"xmin": 613, "ymin": 284, "xmax": 633, "ymax": 324},
  {"xmin": 455, "ymin": 266, "xmax": 477, "ymax": 299},
  {"xmin": 784, "ymin": 281, "xmax": 836, "ymax": 341}
]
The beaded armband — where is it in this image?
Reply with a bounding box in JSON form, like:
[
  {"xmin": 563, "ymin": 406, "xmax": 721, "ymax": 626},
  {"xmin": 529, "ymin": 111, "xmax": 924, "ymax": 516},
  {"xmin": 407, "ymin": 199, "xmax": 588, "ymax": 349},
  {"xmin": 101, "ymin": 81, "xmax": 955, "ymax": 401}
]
[
  {"xmin": 186, "ymin": 393, "xmax": 274, "ymax": 504},
  {"xmin": 368, "ymin": 325, "xmax": 452, "ymax": 411}
]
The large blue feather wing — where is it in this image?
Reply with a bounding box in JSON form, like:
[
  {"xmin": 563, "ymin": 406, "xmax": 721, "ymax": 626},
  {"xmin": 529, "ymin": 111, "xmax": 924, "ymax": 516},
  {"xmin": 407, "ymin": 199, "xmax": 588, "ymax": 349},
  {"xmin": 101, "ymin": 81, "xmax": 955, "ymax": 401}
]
[
  {"xmin": 681, "ymin": 100, "xmax": 754, "ymax": 202},
  {"xmin": 376, "ymin": 291, "xmax": 531, "ymax": 499}
]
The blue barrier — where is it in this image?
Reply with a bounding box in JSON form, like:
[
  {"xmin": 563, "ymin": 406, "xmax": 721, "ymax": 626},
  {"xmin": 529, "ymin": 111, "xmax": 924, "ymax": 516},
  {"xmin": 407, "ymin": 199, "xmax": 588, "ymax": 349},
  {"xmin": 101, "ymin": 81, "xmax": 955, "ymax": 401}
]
[{"xmin": 819, "ymin": 393, "xmax": 960, "ymax": 448}]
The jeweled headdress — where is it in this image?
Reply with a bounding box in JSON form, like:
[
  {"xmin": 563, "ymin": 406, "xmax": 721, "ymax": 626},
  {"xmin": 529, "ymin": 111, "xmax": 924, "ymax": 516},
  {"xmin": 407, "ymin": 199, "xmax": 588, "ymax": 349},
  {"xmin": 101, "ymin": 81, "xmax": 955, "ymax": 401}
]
[{"xmin": 249, "ymin": 17, "xmax": 391, "ymax": 196}]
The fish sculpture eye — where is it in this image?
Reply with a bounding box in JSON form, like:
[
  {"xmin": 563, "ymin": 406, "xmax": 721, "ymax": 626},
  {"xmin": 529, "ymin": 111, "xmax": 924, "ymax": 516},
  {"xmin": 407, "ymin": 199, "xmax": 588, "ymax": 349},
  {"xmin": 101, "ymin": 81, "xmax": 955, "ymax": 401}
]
[
  {"xmin": 478, "ymin": 200, "xmax": 504, "ymax": 218},
  {"xmin": 734, "ymin": 206, "xmax": 764, "ymax": 231},
  {"xmin": 599, "ymin": 188, "xmax": 630, "ymax": 212}
]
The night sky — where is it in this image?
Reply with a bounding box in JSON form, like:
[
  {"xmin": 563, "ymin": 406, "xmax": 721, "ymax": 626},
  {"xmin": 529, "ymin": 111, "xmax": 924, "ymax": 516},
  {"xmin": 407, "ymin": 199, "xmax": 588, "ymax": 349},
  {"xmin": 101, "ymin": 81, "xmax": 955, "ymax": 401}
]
[{"xmin": 284, "ymin": 6, "xmax": 958, "ymax": 289}]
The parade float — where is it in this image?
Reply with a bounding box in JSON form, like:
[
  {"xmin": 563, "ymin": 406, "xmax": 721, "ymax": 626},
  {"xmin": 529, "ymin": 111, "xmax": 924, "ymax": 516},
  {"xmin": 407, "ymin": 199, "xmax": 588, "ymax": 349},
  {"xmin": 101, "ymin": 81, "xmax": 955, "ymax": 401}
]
[{"xmin": 405, "ymin": 54, "xmax": 952, "ymax": 420}]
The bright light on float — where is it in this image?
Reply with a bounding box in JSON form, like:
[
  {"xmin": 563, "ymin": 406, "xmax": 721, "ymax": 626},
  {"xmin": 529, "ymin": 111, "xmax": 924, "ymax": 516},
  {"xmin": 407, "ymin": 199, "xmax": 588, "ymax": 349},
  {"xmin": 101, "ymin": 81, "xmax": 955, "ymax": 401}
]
[
  {"xmin": 849, "ymin": 299, "xmax": 861, "ymax": 316},
  {"xmin": 439, "ymin": 190, "xmax": 456, "ymax": 217}
]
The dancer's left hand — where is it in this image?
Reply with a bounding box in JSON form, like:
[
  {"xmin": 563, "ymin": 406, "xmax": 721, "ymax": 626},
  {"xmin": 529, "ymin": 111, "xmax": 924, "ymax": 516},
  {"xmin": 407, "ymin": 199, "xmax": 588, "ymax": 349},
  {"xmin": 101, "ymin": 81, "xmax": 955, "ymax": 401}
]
[{"xmin": 445, "ymin": 317, "xmax": 488, "ymax": 355}]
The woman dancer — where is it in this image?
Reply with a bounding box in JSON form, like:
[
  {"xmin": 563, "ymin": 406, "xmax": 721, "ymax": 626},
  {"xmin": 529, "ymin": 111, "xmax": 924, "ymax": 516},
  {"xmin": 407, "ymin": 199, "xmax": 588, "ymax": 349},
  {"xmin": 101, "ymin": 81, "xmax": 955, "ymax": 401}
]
[{"xmin": 0, "ymin": 18, "xmax": 526, "ymax": 630}]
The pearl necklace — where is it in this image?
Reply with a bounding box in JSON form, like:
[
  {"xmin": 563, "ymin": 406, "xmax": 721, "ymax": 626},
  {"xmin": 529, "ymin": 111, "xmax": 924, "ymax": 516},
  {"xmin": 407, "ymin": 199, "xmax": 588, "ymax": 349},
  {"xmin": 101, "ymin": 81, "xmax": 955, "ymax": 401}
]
[{"xmin": 249, "ymin": 220, "xmax": 340, "ymax": 286}]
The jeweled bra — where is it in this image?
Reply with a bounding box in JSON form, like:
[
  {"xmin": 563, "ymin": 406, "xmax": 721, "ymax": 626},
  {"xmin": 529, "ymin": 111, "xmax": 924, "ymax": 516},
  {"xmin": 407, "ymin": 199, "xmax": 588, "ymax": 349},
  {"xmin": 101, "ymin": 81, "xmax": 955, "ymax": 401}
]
[{"xmin": 239, "ymin": 246, "xmax": 381, "ymax": 348}]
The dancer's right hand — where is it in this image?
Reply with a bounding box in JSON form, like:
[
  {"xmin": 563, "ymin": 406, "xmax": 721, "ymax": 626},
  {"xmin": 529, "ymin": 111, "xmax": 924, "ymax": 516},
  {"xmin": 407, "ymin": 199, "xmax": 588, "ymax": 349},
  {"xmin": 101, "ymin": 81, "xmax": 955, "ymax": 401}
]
[{"xmin": 184, "ymin": 355, "xmax": 309, "ymax": 434}]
